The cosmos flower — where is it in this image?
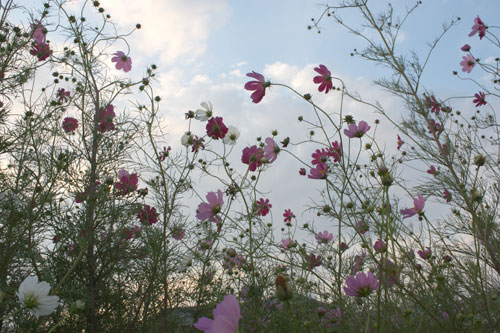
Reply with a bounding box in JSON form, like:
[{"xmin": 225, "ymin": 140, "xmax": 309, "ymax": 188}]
[
  {"xmin": 17, "ymin": 276, "xmax": 59, "ymax": 319},
  {"xmin": 194, "ymin": 295, "xmax": 241, "ymax": 332},
  {"xmin": 111, "ymin": 51, "xmax": 132, "ymax": 72}
]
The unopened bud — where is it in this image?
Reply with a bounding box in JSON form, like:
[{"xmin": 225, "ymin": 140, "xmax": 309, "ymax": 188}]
[{"xmin": 474, "ymin": 154, "xmax": 486, "ymax": 167}]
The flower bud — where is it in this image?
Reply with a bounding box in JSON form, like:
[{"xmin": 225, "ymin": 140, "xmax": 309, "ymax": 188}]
[{"xmin": 474, "ymin": 154, "xmax": 486, "ymax": 167}]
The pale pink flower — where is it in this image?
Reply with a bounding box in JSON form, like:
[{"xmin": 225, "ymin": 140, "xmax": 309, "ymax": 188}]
[
  {"xmin": 244, "ymin": 71, "xmax": 270, "ymax": 104},
  {"xmin": 315, "ymin": 230, "xmax": 333, "ymax": 244},
  {"xmin": 111, "ymin": 51, "xmax": 132, "ymax": 72},
  {"xmin": 62, "ymin": 117, "xmax": 78, "ymax": 133},
  {"xmin": 31, "ymin": 22, "xmax": 47, "ymax": 44},
  {"xmin": 280, "ymin": 238, "xmax": 293, "ymax": 252},
  {"xmin": 344, "ymin": 120, "xmax": 371, "ymax": 138},
  {"xmin": 308, "ymin": 163, "xmax": 328, "ymax": 179},
  {"xmin": 194, "ymin": 294, "xmax": 240, "ymax": 332},
  {"xmin": 263, "ymin": 137, "xmax": 279, "ymax": 163},
  {"xmin": 313, "ymin": 64, "xmax": 333, "ymax": 94},
  {"xmin": 196, "ymin": 190, "xmax": 224, "ymax": 223},
  {"xmin": 400, "ymin": 194, "xmax": 425, "ymax": 219},
  {"xmin": 460, "ymin": 54, "xmax": 476, "ymax": 73},
  {"xmin": 377, "ymin": 258, "xmax": 399, "ymax": 288},
  {"xmin": 343, "ymin": 271, "xmax": 379, "ymax": 297},
  {"xmin": 469, "ymin": 16, "xmax": 486, "ymax": 39}
]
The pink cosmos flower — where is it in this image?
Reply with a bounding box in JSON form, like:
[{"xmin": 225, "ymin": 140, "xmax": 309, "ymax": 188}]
[
  {"xmin": 280, "ymin": 238, "xmax": 293, "ymax": 252},
  {"xmin": 206, "ymin": 117, "xmax": 228, "ymax": 140},
  {"xmin": 30, "ymin": 42, "xmax": 52, "ymax": 61},
  {"xmin": 344, "ymin": 120, "xmax": 371, "ymax": 138},
  {"xmin": 418, "ymin": 247, "xmax": 432, "ymax": 260},
  {"xmin": 196, "ymin": 190, "xmax": 224, "ymax": 223},
  {"xmin": 244, "ymin": 71, "xmax": 270, "ymax": 104},
  {"xmin": 397, "ymin": 135, "xmax": 404, "ymax": 150},
  {"xmin": 305, "ymin": 253, "xmax": 322, "ymax": 270},
  {"xmin": 461, "ymin": 44, "xmax": 471, "ymax": 52},
  {"xmin": 123, "ymin": 226, "xmax": 142, "ymax": 240},
  {"xmin": 256, "ymin": 198, "xmax": 272, "ymax": 216},
  {"xmin": 425, "ymin": 95, "xmax": 441, "ymax": 114},
  {"xmin": 373, "ymin": 238, "xmax": 387, "ymax": 253},
  {"xmin": 315, "ymin": 230, "xmax": 333, "ymax": 244},
  {"xmin": 351, "ymin": 250, "xmax": 367, "ymax": 275},
  {"xmin": 192, "ymin": 136, "xmax": 205, "ymax": 153},
  {"xmin": 111, "ymin": 51, "xmax": 132, "ymax": 72},
  {"xmin": 115, "ymin": 169, "xmax": 139, "ymax": 196},
  {"xmin": 308, "ymin": 163, "xmax": 328, "ymax": 179},
  {"xmin": 57, "ymin": 88, "xmax": 70, "ymax": 103},
  {"xmin": 469, "ymin": 16, "xmax": 486, "ymax": 40},
  {"xmin": 427, "ymin": 165, "xmax": 438, "ymax": 175},
  {"xmin": 137, "ymin": 205, "xmax": 159, "ymax": 225},
  {"xmin": 159, "ymin": 146, "xmax": 172, "ymax": 161},
  {"xmin": 241, "ymin": 145, "xmax": 264, "ymax": 172},
  {"xmin": 313, "ymin": 64, "xmax": 333, "ymax": 94},
  {"xmin": 460, "ymin": 54, "xmax": 476, "ymax": 73},
  {"xmin": 377, "ymin": 258, "xmax": 399, "ymax": 288},
  {"xmin": 299, "ymin": 168, "xmax": 306, "ymax": 176},
  {"xmin": 199, "ymin": 239, "xmax": 213, "ymax": 252},
  {"xmin": 171, "ymin": 227, "xmax": 185, "ymax": 240},
  {"xmin": 194, "ymin": 294, "xmax": 240, "ymax": 332},
  {"xmin": 330, "ymin": 141, "xmax": 342, "ymax": 162},
  {"xmin": 311, "ymin": 148, "xmax": 331, "ymax": 166},
  {"xmin": 31, "ymin": 22, "xmax": 47, "ymax": 44},
  {"xmin": 62, "ymin": 117, "xmax": 78, "ymax": 133},
  {"xmin": 320, "ymin": 307, "xmax": 342, "ymax": 328},
  {"xmin": 263, "ymin": 137, "xmax": 279, "ymax": 163},
  {"xmin": 443, "ymin": 189, "xmax": 452, "ymax": 203},
  {"xmin": 400, "ymin": 194, "xmax": 425, "ymax": 219},
  {"xmin": 343, "ymin": 271, "xmax": 379, "ymax": 297},
  {"xmin": 96, "ymin": 104, "xmax": 116, "ymax": 132},
  {"xmin": 355, "ymin": 220, "xmax": 369, "ymax": 235},
  {"xmin": 283, "ymin": 209, "xmax": 295, "ymax": 223},
  {"xmin": 473, "ymin": 92, "xmax": 486, "ymax": 107}
]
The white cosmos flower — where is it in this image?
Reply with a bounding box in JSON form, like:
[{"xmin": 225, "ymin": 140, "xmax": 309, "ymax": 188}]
[
  {"xmin": 177, "ymin": 254, "xmax": 193, "ymax": 272},
  {"xmin": 16, "ymin": 275, "xmax": 59, "ymax": 318},
  {"xmin": 195, "ymin": 101, "xmax": 213, "ymax": 121},
  {"xmin": 181, "ymin": 132, "xmax": 194, "ymax": 147},
  {"xmin": 223, "ymin": 126, "xmax": 240, "ymax": 145}
]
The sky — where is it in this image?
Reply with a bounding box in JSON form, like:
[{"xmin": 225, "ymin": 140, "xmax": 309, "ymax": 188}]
[{"xmin": 15, "ymin": 0, "xmax": 500, "ymax": 242}]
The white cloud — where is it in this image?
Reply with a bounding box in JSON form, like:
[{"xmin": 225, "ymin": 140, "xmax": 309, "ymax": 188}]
[{"xmin": 101, "ymin": 0, "xmax": 230, "ymax": 65}]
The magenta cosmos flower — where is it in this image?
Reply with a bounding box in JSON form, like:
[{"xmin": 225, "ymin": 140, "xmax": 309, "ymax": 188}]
[
  {"xmin": 344, "ymin": 120, "xmax": 371, "ymax": 138},
  {"xmin": 283, "ymin": 209, "xmax": 295, "ymax": 223},
  {"xmin": 313, "ymin": 64, "xmax": 333, "ymax": 94},
  {"xmin": 137, "ymin": 205, "xmax": 159, "ymax": 225},
  {"xmin": 373, "ymin": 238, "xmax": 387, "ymax": 253},
  {"xmin": 244, "ymin": 71, "xmax": 270, "ymax": 104},
  {"xmin": 62, "ymin": 117, "xmax": 78, "ymax": 133},
  {"xmin": 241, "ymin": 145, "xmax": 264, "ymax": 171},
  {"xmin": 263, "ymin": 137, "xmax": 279, "ymax": 163},
  {"xmin": 461, "ymin": 44, "xmax": 471, "ymax": 52},
  {"xmin": 397, "ymin": 135, "xmax": 404, "ymax": 150},
  {"xmin": 418, "ymin": 247, "xmax": 432, "ymax": 260},
  {"xmin": 473, "ymin": 92, "xmax": 486, "ymax": 107},
  {"xmin": 460, "ymin": 54, "xmax": 476, "ymax": 73},
  {"xmin": 96, "ymin": 104, "xmax": 116, "ymax": 132},
  {"xmin": 196, "ymin": 190, "xmax": 224, "ymax": 223},
  {"xmin": 111, "ymin": 51, "xmax": 132, "ymax": 72},
  {"xmin": 343, "ymin": 271, "xmax": 379, "ymax": 297},
  {"xmin": 115, "ymin": 169, "xmax": 139, "ymax": 196},
  {"xmin": 206, "ymin": 117, "xmax": 228, "ymax": 140},
  {"xmin": 194, "ymin": 294, "xmax": 240, "ymax": 333},
  {"xmin": 57, "ymin": 88, "xmax": 71, "ymax": 103},
  {"xmin": 30, "ymin": 42, "xmax": 52, "ymax": 61},
  {"xmin": 400, "ymin": 194, "xmax": 425, "ymax": 219},
  {"xmin": 315, "ymin": 230, "xmax": 333, "ymax": 244},
  {"xmin": 256, "ymin": 198, "xmax": 272, "ymax": 216},
  {"xmin": 469, "ymin": 16, "xmax": 486, "ymax": 40},
  {"xmin": 305, "ymin": 253, "xmax": 322, "ymax": 270}
]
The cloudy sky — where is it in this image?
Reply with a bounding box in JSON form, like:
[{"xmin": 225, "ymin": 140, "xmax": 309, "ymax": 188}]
[{"xmin": 24, "ymin": 0, "xmax": 500, "ymax": 240}]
